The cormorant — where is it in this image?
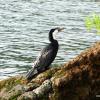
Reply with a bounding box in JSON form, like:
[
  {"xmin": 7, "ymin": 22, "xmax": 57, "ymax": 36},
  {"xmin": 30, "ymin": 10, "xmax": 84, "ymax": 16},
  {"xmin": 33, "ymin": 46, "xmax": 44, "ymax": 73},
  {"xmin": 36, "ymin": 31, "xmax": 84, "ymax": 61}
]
[{"xmin": 26, "ymin": 27, "xmax": 64, "ymax": 81}]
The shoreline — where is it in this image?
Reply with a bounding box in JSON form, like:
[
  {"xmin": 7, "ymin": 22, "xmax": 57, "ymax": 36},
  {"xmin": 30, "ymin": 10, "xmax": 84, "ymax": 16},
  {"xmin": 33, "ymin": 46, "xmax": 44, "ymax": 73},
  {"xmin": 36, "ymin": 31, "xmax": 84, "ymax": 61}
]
[{"xmin": 0, "ymin": 42, "xmax": 100, "ymax": 100}]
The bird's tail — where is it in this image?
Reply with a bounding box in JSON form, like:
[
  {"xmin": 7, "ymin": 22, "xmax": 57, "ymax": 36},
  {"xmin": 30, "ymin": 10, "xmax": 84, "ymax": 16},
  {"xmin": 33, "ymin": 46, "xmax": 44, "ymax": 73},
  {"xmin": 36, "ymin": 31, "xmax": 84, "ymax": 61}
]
[{"xmin": 26, "ymin": 68, "xmax": 38, "ymax": 81}]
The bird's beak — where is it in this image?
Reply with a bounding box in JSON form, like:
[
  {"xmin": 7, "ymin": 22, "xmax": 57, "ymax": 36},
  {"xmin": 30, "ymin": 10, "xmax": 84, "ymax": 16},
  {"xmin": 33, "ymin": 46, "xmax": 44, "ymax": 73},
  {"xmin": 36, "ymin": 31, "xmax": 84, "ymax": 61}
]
[{"xmin": 58, "ymin": 27, "xmax": 65, "ymax": 32}]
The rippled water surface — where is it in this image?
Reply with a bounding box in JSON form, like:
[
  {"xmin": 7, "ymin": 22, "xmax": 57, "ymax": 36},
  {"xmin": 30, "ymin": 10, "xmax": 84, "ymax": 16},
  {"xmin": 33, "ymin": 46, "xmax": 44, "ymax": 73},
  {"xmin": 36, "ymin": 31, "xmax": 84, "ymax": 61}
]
[{"xmin": 0, "ymin": 0, "xmax": 100, "ymax": 80}]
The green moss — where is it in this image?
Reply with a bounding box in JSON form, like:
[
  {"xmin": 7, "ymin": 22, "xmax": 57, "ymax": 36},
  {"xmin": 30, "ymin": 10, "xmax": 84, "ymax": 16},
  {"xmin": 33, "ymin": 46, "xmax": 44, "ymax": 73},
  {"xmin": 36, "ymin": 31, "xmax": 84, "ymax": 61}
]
[
  {"xmin": 41, "ymin": 66, "xmax": 61, "ymax": 80},
  {"xmin": 9, "ymin": 93, "xmax": 21, "ymax": 100},
  {"xmin": 53, "ymin": 69, "xmax": 66, "ymax": 79},
  {"xmin": 0, "ymin": 76, "xmax": 23, "ymax": 91},
  {"xmin": 43, "ymin": 70, "xmax": 53, "ymax": 79}
]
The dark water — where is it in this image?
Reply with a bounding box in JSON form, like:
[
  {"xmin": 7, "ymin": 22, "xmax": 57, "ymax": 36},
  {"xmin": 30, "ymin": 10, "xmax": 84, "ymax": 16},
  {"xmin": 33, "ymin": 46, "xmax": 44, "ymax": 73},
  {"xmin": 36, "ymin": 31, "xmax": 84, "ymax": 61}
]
[{"xmin": 0, "ymin": 0, "xmax": 100, "ymax": 80}]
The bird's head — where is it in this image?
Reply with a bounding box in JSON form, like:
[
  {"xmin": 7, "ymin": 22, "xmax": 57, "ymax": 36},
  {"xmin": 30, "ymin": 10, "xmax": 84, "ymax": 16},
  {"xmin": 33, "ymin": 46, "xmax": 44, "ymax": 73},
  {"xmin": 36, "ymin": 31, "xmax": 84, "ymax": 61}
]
[{"xmin": 49, "ymin": 27, "xmax": 64, "ymax": 42}]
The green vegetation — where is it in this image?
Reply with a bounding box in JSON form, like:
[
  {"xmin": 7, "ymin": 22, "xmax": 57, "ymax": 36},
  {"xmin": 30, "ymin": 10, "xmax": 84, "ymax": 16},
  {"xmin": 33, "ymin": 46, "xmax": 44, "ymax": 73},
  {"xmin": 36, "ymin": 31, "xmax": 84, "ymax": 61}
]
[
  {"xmin": 85, "ymin": 13, "xmax": 100, "ymax": 34},
  {"xmin": 0, "ymin": 76, "xmax": 23, "ymax": 91}
]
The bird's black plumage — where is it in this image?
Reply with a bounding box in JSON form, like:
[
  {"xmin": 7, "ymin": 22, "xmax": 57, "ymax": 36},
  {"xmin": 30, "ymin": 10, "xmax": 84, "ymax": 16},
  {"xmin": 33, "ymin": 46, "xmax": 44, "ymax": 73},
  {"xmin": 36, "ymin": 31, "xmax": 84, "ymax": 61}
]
[{"xmin": 26, "ymin": 28, "xmax": 63, "ymax": 81}]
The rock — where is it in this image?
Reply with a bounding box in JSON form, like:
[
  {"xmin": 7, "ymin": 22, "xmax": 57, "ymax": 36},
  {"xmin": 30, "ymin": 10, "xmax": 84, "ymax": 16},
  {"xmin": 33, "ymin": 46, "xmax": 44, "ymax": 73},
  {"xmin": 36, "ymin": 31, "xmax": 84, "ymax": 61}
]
[
  {"xmin": 33, "ymin": 79, "xmax": 52, "ymax": 99},
  {"xmin": 18, "ymin": 91, "xmax": 37, "ymax": 100},
  {"xmin": 0, "ymin": 84, "xmax": 25, "ymax": 100},
  {"xmin": 0, "ymin": 42, "xmax": 100, "ymax": 100},
  {"xmin": 18, "ymin": 79, "xmax": 52, "ymax": 100}
]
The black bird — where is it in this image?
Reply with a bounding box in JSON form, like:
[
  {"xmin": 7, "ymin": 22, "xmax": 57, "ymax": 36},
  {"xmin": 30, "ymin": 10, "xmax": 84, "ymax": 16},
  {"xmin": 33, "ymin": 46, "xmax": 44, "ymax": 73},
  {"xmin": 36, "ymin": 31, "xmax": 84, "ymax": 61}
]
[{"xmin": 26, "ymin": 27, "xmax": 64, "ymax": 81}]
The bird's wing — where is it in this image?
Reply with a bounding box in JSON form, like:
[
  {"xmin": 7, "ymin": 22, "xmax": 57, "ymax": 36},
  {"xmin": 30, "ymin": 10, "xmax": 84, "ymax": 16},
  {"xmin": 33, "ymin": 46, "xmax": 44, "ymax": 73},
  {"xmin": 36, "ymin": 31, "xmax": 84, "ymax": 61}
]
[
  {"xmin": 32, "ymin": 47, "xmax": 55, "ymax": 71},
  {"xmin": 26, "ymin": 48, "xmax": 54, "ymax": 81}
]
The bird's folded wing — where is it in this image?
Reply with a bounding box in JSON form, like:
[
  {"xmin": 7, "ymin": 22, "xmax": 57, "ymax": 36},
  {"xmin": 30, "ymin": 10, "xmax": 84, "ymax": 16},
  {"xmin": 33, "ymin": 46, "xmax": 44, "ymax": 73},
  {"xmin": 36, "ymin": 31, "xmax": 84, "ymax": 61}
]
[{"xmin": 32, "ymin": 49, "xmax": 54, "ymax": 70}]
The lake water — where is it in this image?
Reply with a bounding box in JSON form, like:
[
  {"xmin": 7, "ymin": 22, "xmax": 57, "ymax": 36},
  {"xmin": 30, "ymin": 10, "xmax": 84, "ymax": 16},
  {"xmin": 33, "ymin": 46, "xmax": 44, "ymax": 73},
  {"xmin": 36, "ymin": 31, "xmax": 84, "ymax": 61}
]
[{"xmin": 0, "ymin": 0, "xmax": 100, "ymax": 80}]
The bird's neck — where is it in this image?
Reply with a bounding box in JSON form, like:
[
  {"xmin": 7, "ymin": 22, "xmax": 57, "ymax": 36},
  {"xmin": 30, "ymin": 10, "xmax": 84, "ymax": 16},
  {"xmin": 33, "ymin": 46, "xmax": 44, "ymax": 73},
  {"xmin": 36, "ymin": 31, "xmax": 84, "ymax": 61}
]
[{"xmin": 49, "ymin": 32, "xmax": 55, "ymax": 42}]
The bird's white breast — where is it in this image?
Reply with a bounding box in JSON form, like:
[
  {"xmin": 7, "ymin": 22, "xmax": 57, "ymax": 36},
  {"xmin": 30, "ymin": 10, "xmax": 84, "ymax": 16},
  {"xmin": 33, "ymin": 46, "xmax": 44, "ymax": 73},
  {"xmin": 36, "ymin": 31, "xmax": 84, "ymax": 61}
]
[{"xmin": 52, "ymin": 30, "xmax": 59, "ymax": 40}]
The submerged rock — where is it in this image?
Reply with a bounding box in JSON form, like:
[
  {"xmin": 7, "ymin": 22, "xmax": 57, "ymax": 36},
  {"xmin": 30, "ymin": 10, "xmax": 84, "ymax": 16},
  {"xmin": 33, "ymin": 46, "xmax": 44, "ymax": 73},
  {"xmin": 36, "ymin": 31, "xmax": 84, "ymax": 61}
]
[{"xmin": 0, "ymin": 42, "xmax": 100, "ymax": 100}]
